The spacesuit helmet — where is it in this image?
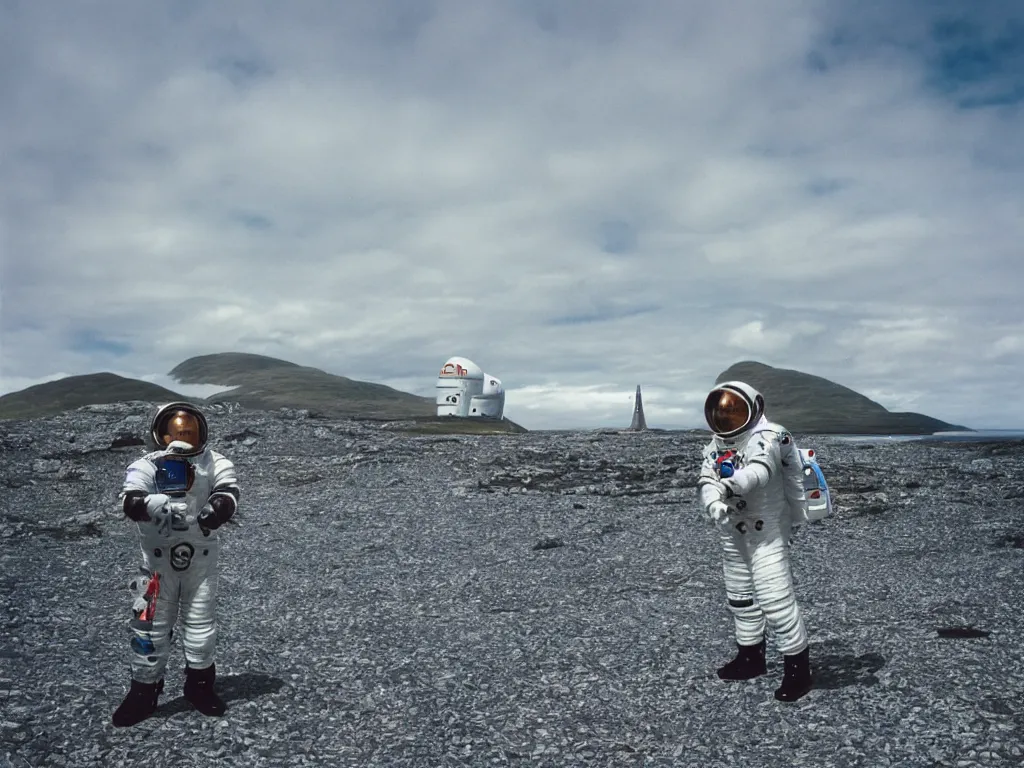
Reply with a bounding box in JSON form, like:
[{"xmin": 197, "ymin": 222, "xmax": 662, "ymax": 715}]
[
  {"xmin": 148, "ymin": 402, "xmax": 209, "ymax": 457},
  {"xmin": 704, "ymin": 381, "xmax": 765, "ymax": 440}
]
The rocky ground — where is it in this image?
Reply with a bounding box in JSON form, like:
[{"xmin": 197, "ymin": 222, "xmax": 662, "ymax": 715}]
[{"xmin": 1, "ymin": 402, "xmax": 1022, "ymax": 768}]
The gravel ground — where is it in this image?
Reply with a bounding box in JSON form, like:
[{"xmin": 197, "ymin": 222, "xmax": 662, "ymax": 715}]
[{"xmin": 1, "ymin": 403, "xmax": 1022, "ymax": 767}]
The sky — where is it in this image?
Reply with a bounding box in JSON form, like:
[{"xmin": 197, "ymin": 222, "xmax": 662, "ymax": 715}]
[{"xmin": 2, "ymin": 0, "xmax": 1023, "ymax": 431}]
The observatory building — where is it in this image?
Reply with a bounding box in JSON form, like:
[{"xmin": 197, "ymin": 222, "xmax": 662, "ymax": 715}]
[{"xmin": 436, "ymin": 356, "xmax": 505, "ymax": 419}]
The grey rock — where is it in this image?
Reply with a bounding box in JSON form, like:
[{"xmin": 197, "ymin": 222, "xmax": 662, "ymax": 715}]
[
  {"xmin": 109, "ymin": 432, "xmax": 144, "ymax": 449},
  {"xmin": 0, "ymin": 407, "xmax": 1021, "ymax": 767},
  {"xmin": 56, "ymin": 463, "xmax": 85, "ymax": 481},
  {"xmin": 31, "ymin": 459, "xmax": 62, "ymax": 474}
]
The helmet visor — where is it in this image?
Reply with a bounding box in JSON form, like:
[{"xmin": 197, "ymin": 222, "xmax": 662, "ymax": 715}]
[
  {"xmin": 704, "ymin": 388, "xmax": 751, "ymax": 434},
  {"xmin": 158, "ymin": 410, "xmax": 202, "ymax": 450}
]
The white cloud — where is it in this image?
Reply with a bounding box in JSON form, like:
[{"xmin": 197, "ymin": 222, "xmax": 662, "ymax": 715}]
[
  {"xmin": 727, "ymin": 321, "xmax": 795, "ymax": 354},
  {"xmin": 984, "ymin": 334, "xmax": 1024, "ymax": 360},
  {"xmin": 859, "ymin": 388, "xmax": 927, "ymax": 412},
  {"xmin": 838, "ymin": 316, "xmax": 954, "ymax": 355},
  {"xmin": 2, "ymin": 0, "xmax": 1024, "ymax": 431},
  {"xmin": 139, "ymin": 375, "xmax": 237, "ymax": 401}
]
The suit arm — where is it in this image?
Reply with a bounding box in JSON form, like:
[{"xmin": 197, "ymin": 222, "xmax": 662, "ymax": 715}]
[
  {"xmin": 697, "ymin": 454, "xmax": 726, "ymax": 510},
  {"xmin": 721, "ymin": 435, "xmax": 780, "ymax": 497},
  {"xmin": 120, "ymin": 460, "xmax": 157, "ymax": 521},
  {"xmin": 206, "ymin": 452, "xmax": 240, "ymax": 526}
]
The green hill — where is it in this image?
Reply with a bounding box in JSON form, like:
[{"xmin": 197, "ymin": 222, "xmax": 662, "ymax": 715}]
[
  {"xmin": 169, "ymin": 353, "xmax": 436, "ymax": 420},
  {"xmin": 168, "ymin": 352, "xmax": 303, "ymax": 385},
  {"xmin": 0, "ymin": 352, "xmax": 524, "ymax": 428},
  {"xmin": 0, "ymin": 373, "xmax": 188, "ymax": 420},
  {"xmin": 715, "ymin": 361, "xmax": 969, "ymax": 434},
  {"xmin": 8, "ymin": 355, "xmax": 960, "ymax": 434}
]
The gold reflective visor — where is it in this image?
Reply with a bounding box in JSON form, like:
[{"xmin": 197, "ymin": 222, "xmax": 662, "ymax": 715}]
[
  {"xmin": 161, "ymin": 411, "xmax": 201, "ymax": 448},
  {"xmin": 704, "ymin": 388, "xmax": 751, "ymax": 434}
]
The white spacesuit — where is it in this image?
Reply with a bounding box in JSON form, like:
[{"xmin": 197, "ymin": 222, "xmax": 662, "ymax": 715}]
[
  {"xmin": 697, "ymin": 380, "xmax": 813, "ymax": 702},
  {"xmin": 111, "ymin": 402, "xmax": 240, "ymax": 728}
]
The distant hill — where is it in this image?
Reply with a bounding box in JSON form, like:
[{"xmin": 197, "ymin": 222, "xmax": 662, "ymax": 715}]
[
  {"xmin": 715, "ymin": 361, "xmax": 969, "ymax": 435},
  {"xmin": 0, "ymin": 353, "xmax": 528, "ymax": 429},
  {"xmin": 0, "ymin": 373, "xmax": 189, "ymax": 420},
  {"xmin": 168, "ymin": 352, "xmax": 303, "ymax": 385},
  {"xmin": 168, "ymin": 352, "xmax": 437, "ymax": 420}
]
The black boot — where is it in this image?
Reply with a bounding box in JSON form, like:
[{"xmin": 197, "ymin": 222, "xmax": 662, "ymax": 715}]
[
  {"xmin": 774, "ymin": 647, "xmax": 813, "ymax": 701},
  {"xmin": 716, "ymin": 639, "xmax": 767, "ymax": 680},
  {"xmin": 184, "ymin": 663, "xmax": 226, "ymax": 716},
  {"xmin": 112, "ymin": 678, "xmax": 164, "ymax": 727}
]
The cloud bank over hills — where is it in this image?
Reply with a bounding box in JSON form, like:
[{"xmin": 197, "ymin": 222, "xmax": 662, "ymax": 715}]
[{"xmin": 3, "ymin": 0, "xmax": 1023, "ymax": 429}]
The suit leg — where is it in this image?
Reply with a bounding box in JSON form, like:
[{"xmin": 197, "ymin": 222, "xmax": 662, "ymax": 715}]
[
  {"xmin": 128, "ymin": 566, "xmax": 179, "ymax": 683},
  {"xmin": 179, "ymin": 550, "xmax": 218, "ymax": 669},
  {"xmin": 750, "ymin": 537, "xmax": 808, "ymax": 655},
  {"xmin": 720, "ymin": 529, "xmax": 766, "ymax": 644}
]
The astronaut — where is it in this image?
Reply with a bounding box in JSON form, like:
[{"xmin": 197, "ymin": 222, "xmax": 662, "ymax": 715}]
[
  {"xmin": 111, "ymin": 402, "xmax": 240, "ymax": 728},
  {"xmin": 697, "ymin": 381, "xmax": 813, "ymax": 702}
]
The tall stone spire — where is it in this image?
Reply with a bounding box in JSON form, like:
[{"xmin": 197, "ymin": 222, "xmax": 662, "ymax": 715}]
[{"xmin": 629, "ymin": 385, "xmax": 647, "ymax": 431}]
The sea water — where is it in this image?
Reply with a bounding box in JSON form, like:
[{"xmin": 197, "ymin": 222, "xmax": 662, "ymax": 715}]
[{"xmin": 828, "ymin": 430, "xmax": 1024, "ymax": 443}]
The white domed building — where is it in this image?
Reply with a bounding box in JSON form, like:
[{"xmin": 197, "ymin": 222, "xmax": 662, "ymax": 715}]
[{"xmin": 436, "ymin": 356, "xmax": 505, "ymax": 419}]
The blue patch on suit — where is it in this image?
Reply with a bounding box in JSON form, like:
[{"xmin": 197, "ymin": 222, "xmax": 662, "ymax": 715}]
[{"xmin": 131, "ymin": 636, "xmax": 155, "ymax": 655}]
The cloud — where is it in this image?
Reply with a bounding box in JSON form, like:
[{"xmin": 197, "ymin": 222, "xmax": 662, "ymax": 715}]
[
  {"xmin": 69, "ymin": 329, "xmax": 133, "ymax": 357},
  {"xmin": 985, "ymin": 334, "xmax": 1024, "ymax": 360},
  {"xmin": 2, "ymin": 0, "xmax": 1023, "ymax": 431},
  {"xmin": 728, "ymin": 321, "xmax": 801, "ymax": 355}
]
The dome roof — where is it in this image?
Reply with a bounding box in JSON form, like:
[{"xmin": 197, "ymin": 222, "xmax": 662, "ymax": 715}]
[{"xmin": 438, "ymin": 356, "xmax": 484, "ymax": 379}]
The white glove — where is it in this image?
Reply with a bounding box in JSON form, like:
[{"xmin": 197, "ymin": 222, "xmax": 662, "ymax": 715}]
[
  {"xmin": 144, "ymin": 494, "xmax": 173, "ymax": 537},
  {"xmin": 706, "ymin": 500, "xmax": 731, "ymax": 526},
  {"xmin": 144, "ymin": 495, "xmax": 190, "ymax": 538},
  {"xmin": 164, "ymin": 440, "xmax": 195, "ymax": 454},
  {"xmin": 145, "ymin": 493, "xmax": 171, "ymax": 515}
]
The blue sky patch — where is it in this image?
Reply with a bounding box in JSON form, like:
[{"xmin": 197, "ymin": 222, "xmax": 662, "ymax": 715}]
[
  {"xmin": 927, "ymin": 18, "xmax": 1024, "ymax": 107},
  {"xmin": 547, "ymin": 303, "xmax": 660, "ymax": 326},
  {"xmin": 598, "ymin": 220, "xmax": 638, "ymax": 255},
  {"xmin": 70, "ymin": 329, "xmax": 131, "ymax": 357},
  {"xmin": 805, "ymin": 50, "xmax": 830, "ymax": 73},
  {"xmin": 806, "ymin": 178, "xmax": 847, "ymax": 197},
  {"xmin": 231, "ymin": 211, "xmax": 273, "ymax": 231},
  {"xmin": 210, "ymin": 56, "xmax": 274, "ymax": 88}
]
